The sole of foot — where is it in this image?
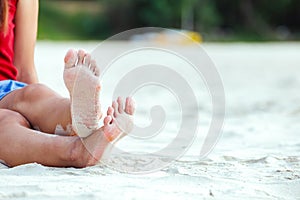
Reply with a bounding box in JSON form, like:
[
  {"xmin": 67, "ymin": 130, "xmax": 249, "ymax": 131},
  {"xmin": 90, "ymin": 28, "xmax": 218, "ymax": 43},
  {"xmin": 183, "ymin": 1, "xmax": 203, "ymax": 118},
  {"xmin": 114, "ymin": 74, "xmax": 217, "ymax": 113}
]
[{"xmin": 63, "ymin": 49, "xmax": 102, "ymax": 137}]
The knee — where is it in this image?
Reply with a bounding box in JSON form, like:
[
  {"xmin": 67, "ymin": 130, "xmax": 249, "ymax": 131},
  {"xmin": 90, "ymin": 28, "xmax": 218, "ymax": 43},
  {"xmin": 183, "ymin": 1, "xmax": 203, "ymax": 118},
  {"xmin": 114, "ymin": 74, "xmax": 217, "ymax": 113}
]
[
  {"xmin": 18, "ymin": 83, "xmax": 49, "ymax": 101},
  {"xmin": 0, "ymin": 109, "xmax": 30, "ymax": 128},
  {"xmin": 12, "ymin": 83, "xmax": 50, "ymax": 109}
]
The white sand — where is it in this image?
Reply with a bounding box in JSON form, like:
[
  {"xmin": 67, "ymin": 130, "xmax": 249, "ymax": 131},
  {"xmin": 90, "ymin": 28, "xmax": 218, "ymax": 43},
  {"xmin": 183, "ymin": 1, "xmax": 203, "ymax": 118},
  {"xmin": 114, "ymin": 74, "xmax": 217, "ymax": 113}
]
[{"xmin": 0, "ymin": 41, "xmax": 299, "ymax": 199}]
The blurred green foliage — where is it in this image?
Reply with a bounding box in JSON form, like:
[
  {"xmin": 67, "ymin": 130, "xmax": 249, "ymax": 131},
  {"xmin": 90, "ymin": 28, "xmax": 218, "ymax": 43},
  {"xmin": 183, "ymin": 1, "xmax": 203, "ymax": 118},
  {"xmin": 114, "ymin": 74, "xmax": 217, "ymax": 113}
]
[
  {"xmin": 38, "ymin": 0, "xmax": 300, "ymax": 41},
  {"xmin": 38, "ymin": 0, "xmax": 110, "ymax": 40}
]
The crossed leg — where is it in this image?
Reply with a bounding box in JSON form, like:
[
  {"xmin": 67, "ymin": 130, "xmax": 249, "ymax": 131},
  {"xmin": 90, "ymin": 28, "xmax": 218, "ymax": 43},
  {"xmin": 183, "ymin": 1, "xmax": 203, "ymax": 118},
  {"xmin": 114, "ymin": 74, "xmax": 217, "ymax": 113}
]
[
  {"xmin": 0, "ymin": 97, "xmax": 135, "ymax": 167},
  {"xmin": 0, "ymin": 82, "xmax": 72, "ymax": 134},
  {"xmin": 0, "ymin": 49, "xmax": 136, "ymax": 167},
  {"xmin": 0, "ymin": 108, "xmax": 76, "ymax": 167}
]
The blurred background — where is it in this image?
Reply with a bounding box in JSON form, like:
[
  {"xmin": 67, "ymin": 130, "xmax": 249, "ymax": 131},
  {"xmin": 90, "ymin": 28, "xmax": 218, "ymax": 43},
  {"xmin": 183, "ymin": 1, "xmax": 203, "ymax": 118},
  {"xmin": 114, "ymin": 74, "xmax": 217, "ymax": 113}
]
[{"xmin": 38, "ymin": 0, "xmax": 300, "ymax": 41}]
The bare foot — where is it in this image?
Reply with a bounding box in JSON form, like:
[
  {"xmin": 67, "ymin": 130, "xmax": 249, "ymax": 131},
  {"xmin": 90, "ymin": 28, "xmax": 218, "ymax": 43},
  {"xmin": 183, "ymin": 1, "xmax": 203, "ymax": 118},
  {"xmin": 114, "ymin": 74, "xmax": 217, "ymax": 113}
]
[
  {"xmin": 103, "ymin": 97, "xmax": 135, "ymax": 142},
  {"xmin": 63, "ymin": 49, "xmax": 102, "ymax": 137},
  {"xmin": 78, "ymin": 97, "xmax": 135, "ymax": 166}
]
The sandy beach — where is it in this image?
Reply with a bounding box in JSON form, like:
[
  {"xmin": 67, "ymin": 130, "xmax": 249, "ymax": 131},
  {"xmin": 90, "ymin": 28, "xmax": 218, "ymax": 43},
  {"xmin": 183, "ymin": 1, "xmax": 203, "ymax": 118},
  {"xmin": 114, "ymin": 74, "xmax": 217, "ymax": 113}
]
[{"xmin": 0, "ymin": 41, "xmax": 299, "ymax": 199}]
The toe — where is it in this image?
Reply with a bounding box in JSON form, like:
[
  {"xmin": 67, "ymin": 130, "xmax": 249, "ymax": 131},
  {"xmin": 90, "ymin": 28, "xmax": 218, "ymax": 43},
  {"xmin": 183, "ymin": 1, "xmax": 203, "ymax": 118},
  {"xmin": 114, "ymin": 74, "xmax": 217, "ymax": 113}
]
[
  {"xmin": 64, "ymin": 49, "xmax": 77, "ymax": 68},
  {"xmin": 117, "ymin": 97, "xmax": 124, "ymax": 113},
  {"xmin": 90, "ymin": 60, "xmax": 100, "ymax": 77},
  {"xmin": 107, "ymin": 106, "xmax": 114, "ymax": 116},
  {"xmin": 103, "ymin": 115, "xmax": 112, "ymax": 126},
  {"xmin": 125, "ymin": 97, "xmax": 135, "ymax": 115},
  {"xmin": 84, "ymin": 54, "xmax": 91, "ymax": 68},
  {"xmin": 112, "ymin": 101, "xmax": 118, "ymax": 117},
  {"xmin": 95, "ymin": 67, "xmax": 100, "ymax": 77},
  {"xmin": 77, "ymin": 49, "xmax": 86, "ymax": 65}
]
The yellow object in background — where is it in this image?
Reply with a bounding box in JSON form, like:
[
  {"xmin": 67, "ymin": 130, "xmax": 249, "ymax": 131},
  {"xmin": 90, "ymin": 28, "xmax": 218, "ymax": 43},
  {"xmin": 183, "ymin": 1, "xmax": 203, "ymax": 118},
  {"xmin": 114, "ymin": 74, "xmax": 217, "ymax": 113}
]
[
  {"xmin": 130, "ymin": 29, "xmax": 203, "ymax": 45},
  {"xmin": 186, "ymin": 31, "xmax": 203, "ymax": 43}
]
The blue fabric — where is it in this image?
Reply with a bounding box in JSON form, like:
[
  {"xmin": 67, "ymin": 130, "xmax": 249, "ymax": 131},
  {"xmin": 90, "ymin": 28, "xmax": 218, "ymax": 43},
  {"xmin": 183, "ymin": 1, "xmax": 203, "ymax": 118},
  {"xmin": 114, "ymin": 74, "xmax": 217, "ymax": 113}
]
[{"xmin": 0, "ymin": 80, "xmax": 27, "ymax": 101}]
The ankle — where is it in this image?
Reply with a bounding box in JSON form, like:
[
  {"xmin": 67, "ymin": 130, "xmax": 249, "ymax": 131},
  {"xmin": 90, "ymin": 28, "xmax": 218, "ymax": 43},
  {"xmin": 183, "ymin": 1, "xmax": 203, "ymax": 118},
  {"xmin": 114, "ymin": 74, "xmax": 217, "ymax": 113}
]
[{"xmin": 66, "ymin": 136, "xmax": 96, "ymax": 168}]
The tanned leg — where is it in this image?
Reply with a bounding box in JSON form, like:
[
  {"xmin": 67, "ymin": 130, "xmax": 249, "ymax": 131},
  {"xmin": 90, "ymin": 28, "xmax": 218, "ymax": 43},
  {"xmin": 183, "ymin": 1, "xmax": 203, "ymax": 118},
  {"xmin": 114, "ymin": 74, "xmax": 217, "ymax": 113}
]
[
  {"xmin": 0, "ymin": 96, "xmax": 135, "ymax": 167},
  {"xmin": 0, "ymin": 109, "xmax": 76, "ymax": 167},
  {"xmin": 0, "ymin": 83, "xmax": 72, "ymax": 134}
]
